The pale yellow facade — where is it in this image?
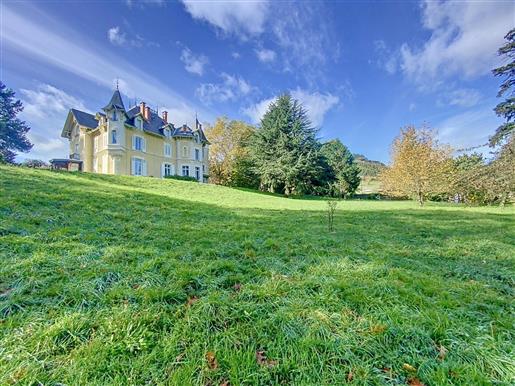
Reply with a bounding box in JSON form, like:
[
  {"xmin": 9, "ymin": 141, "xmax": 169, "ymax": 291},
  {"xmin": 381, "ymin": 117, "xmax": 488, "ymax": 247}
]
[{"xmin": 61, "ymin": 92, "xmax": 209, "ymax": 181}]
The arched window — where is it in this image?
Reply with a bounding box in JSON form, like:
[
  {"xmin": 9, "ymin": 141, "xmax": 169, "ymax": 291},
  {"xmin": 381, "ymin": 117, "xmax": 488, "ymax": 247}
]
[{"xmin": 112, "ymin": 110, "xmax": 117, "ymax": 121}]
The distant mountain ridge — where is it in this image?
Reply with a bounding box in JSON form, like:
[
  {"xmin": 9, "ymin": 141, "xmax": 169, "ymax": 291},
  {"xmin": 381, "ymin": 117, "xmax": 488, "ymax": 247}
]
[{"xmin": 353, "ymin": 154, "xmax": 386, "ymax": 177}]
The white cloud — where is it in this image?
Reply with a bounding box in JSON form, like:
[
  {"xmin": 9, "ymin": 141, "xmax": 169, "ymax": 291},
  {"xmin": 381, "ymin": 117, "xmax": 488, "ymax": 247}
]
[
  {"xmin": 19, "ymin": 84, "xmax": 91, "ymax": 161},
  {"xmin": 21, "ymin": 84, "xmax": 89, "ymax": 119},
  {"xmin": 399, "ymin": 0, "xmax": 515, "ymax": 87},
  {"xmin": 126, "ymin": 0, "xmax": 164, "ymax": 8},
  {"xmin": 437, "ymin": 107, "xmax": 500, "ymax": 153},
  {"xmin": 180, "ymin": 0, "xmax": 268, "ymax": 38},
  {"xmin": 108, "ymin": 26, "xmax": 126, "ymax": 46},
  {"xmin": 196, "ymin": 73, "xmax": 254, "ymax": 104},
  {"xmin": 409, "ymin": 103, "xmax": 416, "ymax": 112},
  {"xmin": 244, "ymin": 89, "xmax": 339, "ymax": 127},
  {"xmin": 107, "ymin": 26, "xmax": 160, "ymax": 48},
  {"xmin": 180, "ymin": 47, "xmax": 209, "ymax": 76},
  {"xmin": 270, "ymin": 2, "xmax": 337, "ymax": 84},
  {"xmin": 231, "ymin": 52, "xmax": 241, "ymax": 59},
  {"xmin": 374, "ymin": 40, "xmax": 397, "ymax": 75},
  {"xmin": 243, "ymin": 97, "xmax": 275, "ymax": 125},
  {"xmin": 438, "ymin": 88, "xmax": 482, "ymax": 108},
  {"xmin": 2, "ymin": 4, "xmax": 215, "ymax": 159},
  {"xmin": 255, "ymin": 48, "xmax": 276, "ymax": 63}
]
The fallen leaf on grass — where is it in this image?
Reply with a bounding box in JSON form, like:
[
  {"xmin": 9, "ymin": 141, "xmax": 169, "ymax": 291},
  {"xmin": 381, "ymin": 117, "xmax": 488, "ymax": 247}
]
[
  {"xmin": 402, "ymin": 363, "xmax": 417, "ymax": 372},
  {"xmin": 206, "ymin": 351, "xmax": 218, "ymax": 370},
  {"xmin": 438, "ymin": 344, "xmax": 447, "ymax": 360},
  {"xmin": 233, "ymin": 283, "xmax": 241, "ymax": 292},
  {"xmin": 220, "ymin": 381, "xmax": 230, "ymax": 386},
  {"xmin": 187, "ymin": 296, "xmax": 199, "ymax": 306},
  {"xmin": 256, "ymin": 350, "xmax": 277, "ymax": 367},
  {"xmin": 370, "ymin": 324, "xmax": 387, "ymax": 334},
  {"xmin": 346, "ymin": 370, "xmax": 353, "ymax": 381},
  {"xmin": 407, "ymin": 377, "xmax": 425, "ymax": 386}
]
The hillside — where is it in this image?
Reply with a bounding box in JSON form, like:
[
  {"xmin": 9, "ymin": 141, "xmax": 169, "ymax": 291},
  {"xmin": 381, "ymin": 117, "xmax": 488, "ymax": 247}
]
[
  {"xmin": 354, "ymin": 154, "xmax": 386, "ymax": 178},
  {"xmin": 1, "ymin": 166, "xmax": 514, "ymax": 385}
]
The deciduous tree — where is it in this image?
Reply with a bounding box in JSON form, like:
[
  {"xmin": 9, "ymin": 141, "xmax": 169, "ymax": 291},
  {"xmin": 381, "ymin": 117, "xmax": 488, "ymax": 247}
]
[
  {"xmin": 204, "ymin": 117, "xmax": 257, "ymax": 187},
  {"xmin": 381, "ymin": 126, "xmax": 452, "ymax": 205}
]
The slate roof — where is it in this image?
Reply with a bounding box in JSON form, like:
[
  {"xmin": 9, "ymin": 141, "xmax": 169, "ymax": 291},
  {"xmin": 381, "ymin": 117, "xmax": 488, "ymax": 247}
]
[
  {"xmin": 67, "ymin": 91, "xmax": 209, "ymax": 143},
  {"xmin": 70, "ymin": 109, "xmax": 98, "ymax": 129},
  {"xmin": 102, "ymin": 90, "xmax": 125, "ymax": 111}
]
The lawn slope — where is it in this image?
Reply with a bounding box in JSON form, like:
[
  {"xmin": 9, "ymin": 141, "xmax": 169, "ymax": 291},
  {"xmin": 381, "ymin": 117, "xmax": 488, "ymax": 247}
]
[{"xmin": 1, "ymin": 166, "xmax": 514, "ymax": 385}]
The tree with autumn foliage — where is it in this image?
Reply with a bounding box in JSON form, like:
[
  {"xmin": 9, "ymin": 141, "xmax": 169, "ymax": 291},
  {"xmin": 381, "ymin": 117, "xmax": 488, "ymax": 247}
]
[
  {"xmin": 204, "ymin": 117, "xmax": 259, "ymax": 188},
  {"xmin": 380, "ymin": 126, "xmax": 452, "ymax": 205}
]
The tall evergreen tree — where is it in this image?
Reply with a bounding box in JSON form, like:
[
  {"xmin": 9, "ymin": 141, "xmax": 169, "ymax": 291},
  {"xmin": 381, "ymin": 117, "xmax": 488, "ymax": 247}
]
[
  {"xmin": 0, "ymin": 82, "xmax": 32, "ymax": 163},
  {"xmin": 320, "ymin": 139, "xmax": 361, "ymax": 197},
  {"xmin": 491, "ymin": 28, "xmax": 515, "ymax": 147},
  {"xmin": 250, "ymin": 94, "xmax": 320, "ymax": 195}
]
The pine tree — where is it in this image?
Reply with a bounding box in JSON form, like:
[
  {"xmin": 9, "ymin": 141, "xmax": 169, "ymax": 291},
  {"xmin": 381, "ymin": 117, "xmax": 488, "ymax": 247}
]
[
  {"xmin": 250, "ymin": 94, "xmax": 320, "ymax": 195},
  {"xmin": 491, "ymin": 28, "xmax": 515, "ymax": 147},
  {"xmin": 0, "ymin": 82, "xmax": 32, "ymax": 163}
]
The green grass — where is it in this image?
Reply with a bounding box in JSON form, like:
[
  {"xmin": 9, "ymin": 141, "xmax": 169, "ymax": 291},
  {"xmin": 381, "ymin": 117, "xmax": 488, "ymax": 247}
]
[{"xmin": 1, "ymin": 166, "xmax": 514, "ymax": 385}]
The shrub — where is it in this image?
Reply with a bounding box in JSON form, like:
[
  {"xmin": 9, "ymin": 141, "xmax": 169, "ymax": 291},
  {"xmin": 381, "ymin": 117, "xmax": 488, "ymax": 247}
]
[{"xmin": 164, "ymin": 175, "xmax": 198, "ymax": 182}]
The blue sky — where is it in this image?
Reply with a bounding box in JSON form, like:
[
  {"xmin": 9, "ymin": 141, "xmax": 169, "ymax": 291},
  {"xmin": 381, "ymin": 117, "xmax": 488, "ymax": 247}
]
[{"xmin": 2, "ymin": 0, "xmax": 513, "ymax": 162}]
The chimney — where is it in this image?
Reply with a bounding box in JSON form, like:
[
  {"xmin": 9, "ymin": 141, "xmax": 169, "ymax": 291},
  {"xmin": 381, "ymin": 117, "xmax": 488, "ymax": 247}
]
[
  {"xmin": 145, "ymin": 106, "xmax": 151, "ymax": 121},
  {"xmin": 140, "ymin": 102, "xmax": 146, "ymax": 117},
  {"xmin": 162, "ymin": 111, "xmax": 168, "ymax": 124}
]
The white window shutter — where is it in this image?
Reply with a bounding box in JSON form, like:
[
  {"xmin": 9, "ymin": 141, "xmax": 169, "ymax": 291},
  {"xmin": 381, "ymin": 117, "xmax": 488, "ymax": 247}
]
[
  {"xmin": 142, "ymin": 138, "xmax": 146, "ymax": 152},
  {"xmin": 143, "ymin": 160, "xmax": 147, "ymax": 176},
  {"xmin": 132, "ymin": 135, "xmax": 136, "ymax": 150},
  {"xmin": 131, "ymin": 157, "xmax": 135, "ymax": 175}
]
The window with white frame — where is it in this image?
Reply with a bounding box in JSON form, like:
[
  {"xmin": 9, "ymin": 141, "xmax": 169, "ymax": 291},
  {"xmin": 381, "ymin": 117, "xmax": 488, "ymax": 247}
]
[
  {"xmin": 111, "ymin": 130, "xmax": 117, "ymax": 144},
  {"xmin": 195, "ymin": 166, "xmax": 200, "ymax": 181},
  {"xmin": 136, "ymin": 118, "xmax": 143, "ymax": 130},
  {"xmin": 132, "ymin": 157, "xmax": 146, "ymax": 176},
  {"xmin": 112, "ymin": 110, "xmax": 117, "ymax": 121},
  {"xmin": 164, "ymin": 143, "xmax": 171, "ymax": 157},
  {"xmin": 163, "ymin": 163, "xmax": 173, "ymax": 177},
  {"xmin": 182, "ymin": 165, "xmax": 189, "ymax": 176},
  {"xmin": 195, "ymin": 148, "xmax": 200, "ymax": 161},
  {"xmin": 133, "ymin": 135, "xmax": 145, "ymax": 151},
  {"xmin": 164, "ymin": 128, "xmax": 171, "ymax": 137}
]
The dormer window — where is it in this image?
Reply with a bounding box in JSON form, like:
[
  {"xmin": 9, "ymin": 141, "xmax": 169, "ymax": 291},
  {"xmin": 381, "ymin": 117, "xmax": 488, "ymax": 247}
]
[
  {"xmin": 164, "ymin": 128, "xmax": 171, "ymax": 138},
  {"xmin": 136, "ymin": 118, "xmax": 143, "ymax": 130}
]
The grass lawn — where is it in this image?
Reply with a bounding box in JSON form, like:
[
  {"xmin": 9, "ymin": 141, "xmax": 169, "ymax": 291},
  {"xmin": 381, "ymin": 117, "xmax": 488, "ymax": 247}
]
[{"xmin": 1, "ymin": 166, "xmax": 514, "ymax": 385}]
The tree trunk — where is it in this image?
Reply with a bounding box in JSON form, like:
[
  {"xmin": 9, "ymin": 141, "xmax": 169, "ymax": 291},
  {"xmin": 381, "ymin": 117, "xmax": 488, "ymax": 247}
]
[{"xmin": 418, "ymin": 191, "xmax": 424, "ymax": 206}]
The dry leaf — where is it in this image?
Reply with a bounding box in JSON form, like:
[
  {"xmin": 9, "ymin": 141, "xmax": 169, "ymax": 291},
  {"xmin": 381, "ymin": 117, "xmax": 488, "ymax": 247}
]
[
  {"xmin": 206, "ymin": 351, "xmax": 218, "ymax": 370},
  {"xmin": 220, "ymin": 381, "xmax": 230, "ymax": 386},
  {"xmin": 346, "ymin": 370, "xmax": 353, "ymax": 382},
  {"xmin": 407, "ymin": 377, "xmax": 425, "ymax": 386},
  {"xmin": 438, "ymin": 344, "xmax": 447, "ymax": 360},
  {"xmin": 233, "ymin": 283, "xmax": 241, "ymax": 292},
  {"xmin": 370, "ymin": 324, "xmax": 387, "ymax": 334},
  {"xmin": 402, "ymin": 363, "xmax": 417, "ymax": 372},
  {"xmin": 187, "ymin": 296, "xmax": 199, "ymax": 306},
  {"xmin": 256, "ymin": 350, "xmax": 277, "ymax": 367}
]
